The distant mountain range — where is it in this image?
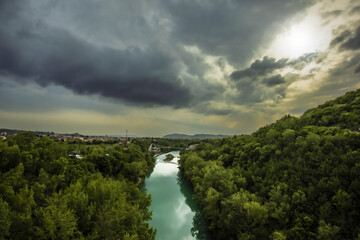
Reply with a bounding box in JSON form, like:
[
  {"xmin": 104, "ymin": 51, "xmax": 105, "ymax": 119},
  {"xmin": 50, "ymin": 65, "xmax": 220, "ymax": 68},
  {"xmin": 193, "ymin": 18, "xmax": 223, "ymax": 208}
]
[{"xmin": 163, "ymin": 133, "xmax": 231, "ymax": 139}]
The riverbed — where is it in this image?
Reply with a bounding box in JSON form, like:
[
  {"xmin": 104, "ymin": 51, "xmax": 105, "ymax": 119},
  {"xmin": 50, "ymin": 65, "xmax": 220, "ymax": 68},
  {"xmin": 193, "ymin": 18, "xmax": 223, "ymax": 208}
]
[{"xmin": 142, "ymin": 151, "xmax": 210, "ymax": 240}]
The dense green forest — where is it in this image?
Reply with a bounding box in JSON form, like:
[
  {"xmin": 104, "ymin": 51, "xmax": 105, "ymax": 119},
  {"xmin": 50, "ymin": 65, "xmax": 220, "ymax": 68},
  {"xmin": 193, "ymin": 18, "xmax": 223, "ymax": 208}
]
[
  {"xmin": 0, "ymin": 133, "xmax": 156, "ymax": 239},
  {"xmin": 1, "ymin": 89, "xmax": 359, "ymax": 239},
  {"xmin": 180, "ymin": 89, "xmax": 360, "ymax": 239}
]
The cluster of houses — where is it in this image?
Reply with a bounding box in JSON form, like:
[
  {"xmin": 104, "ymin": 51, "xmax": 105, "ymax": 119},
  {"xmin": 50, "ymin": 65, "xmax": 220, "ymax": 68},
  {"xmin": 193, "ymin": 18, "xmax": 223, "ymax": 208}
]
[
  {"xmin": 56, "ymin": 135, "xmax": 128, "ymax": 143},
  {"xmin": 0, "ymin": 132, "xmax": 7, "ymax": 140},
  {"xmin": 0, "ymin": 129, "xmax": 129, "ymax": 144}
]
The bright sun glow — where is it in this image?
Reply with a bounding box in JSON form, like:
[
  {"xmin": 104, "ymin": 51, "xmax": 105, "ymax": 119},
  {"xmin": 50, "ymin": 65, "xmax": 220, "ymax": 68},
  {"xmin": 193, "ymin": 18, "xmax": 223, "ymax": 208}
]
[
  {"xmin": 265, "ymin": 11, "xmax": 332, "ymax": 59},
  {"xmin": 270, "ymin": 23, "xmax": 318, "ymax": 59},
  {"xmin": 286, "ymin": 26, "xmax": 313, "ymax": 57}
]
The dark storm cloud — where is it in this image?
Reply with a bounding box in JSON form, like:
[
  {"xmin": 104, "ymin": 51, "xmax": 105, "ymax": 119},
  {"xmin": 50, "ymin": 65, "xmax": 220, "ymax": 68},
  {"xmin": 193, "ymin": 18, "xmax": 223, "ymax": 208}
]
[
  {"xmin": 0, "ymin": 0, "xmax": 192, "ymax": 107},
  {"xmin": 233, "ymin": 79, "xmax": 263, "ymax": 104},
  {"xmin": 232, "ymin": 80, "xmax": 287, "ymax": 105},
  {"xmin": 332, "ymin": 53, "xmax": 360, "ymax": 75},
  {"xmin": 289, "ymin": 53, "xmax": 319, "ymax": 64},
  {"xmin": 192, "ymin": 102, "xmax": 233, "ymax": 116},
  {"xmin": 340, "ymin": 26, "xmax": 360, "ymax": 50},
  {"xmin": 228, "ymin": 52, "xmax": 322, "ymax": 106},
  {"xmin": 0, "ymin": 0, "xmax": 316, "ymax": 113},
  {"xmin": 330, "ymin": 25, "xmax": 360, "ymax": 51},
  {"xmin": 262, "ymin": 75, "xmax": 286, "ymax": 87},
  {"xmin": 322, "ymin": 10, "xmax": 342, "ymax": 19},
  {"xmin": 355, "ymin": 64, "xmax": 360, "ymax": 73},
  {"xmin": 230, "ymin": 53, "xmax": 318, "ymax": 80},
  {"xmin": 330, "ymin": 29, "xmax": 352, "ymax": 47},
  {"xmin": 350, "ymin": 6, "xmax": 360, "ymax": 14},
  {"xmin": 230, "ymin": 57, "xmax": 288, "ymax": 80},
  {"xmin": 0, "ymin": 28, "xmax": 192, "ymax": 106}
]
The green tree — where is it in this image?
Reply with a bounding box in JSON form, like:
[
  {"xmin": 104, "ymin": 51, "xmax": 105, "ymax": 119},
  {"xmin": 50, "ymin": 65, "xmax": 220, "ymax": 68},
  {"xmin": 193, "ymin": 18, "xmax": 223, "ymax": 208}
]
[
  {"xmin": 0, "ymin": 198, "xmax": 11, "ymax": 239},
  {"xmin": 34, "ymin": 195, "xmax": 80, "ymax": 240},
  {"xmin": 317, "ymin": 220, "xmax": 340, "ymax": 240}
]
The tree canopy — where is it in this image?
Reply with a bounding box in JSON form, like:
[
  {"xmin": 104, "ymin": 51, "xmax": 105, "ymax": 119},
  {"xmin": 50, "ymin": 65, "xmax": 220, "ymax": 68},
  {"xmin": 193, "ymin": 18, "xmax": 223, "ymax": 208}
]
[
  {"xmin": 0, "ymin": 134, "xmax": 156, "ymax": 239},
  {"xmin": 179, "ymin": 89, "xmax": 360, "ymax": 239}
]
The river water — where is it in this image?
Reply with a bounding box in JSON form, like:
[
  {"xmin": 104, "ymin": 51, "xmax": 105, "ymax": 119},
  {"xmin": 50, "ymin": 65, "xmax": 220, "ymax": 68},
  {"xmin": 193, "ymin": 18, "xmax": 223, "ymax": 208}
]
[{"xmin": 142, "ymin": 151, "xmax": 210, "ymax": 240}]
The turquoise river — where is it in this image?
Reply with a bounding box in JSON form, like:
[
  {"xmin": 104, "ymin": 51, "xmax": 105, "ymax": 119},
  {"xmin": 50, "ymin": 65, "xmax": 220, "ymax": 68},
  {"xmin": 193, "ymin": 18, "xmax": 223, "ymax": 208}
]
[{"xmin": 142, "ymin": 151, "xmax": 211, "ymax": 240}]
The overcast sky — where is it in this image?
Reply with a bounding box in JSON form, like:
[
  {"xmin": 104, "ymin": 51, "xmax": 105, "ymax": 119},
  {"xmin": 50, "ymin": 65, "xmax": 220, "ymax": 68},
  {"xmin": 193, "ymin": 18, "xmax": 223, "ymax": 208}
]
[{"xmin": 0, "ymin": 0, "xmax": 359, "ymax": 137}]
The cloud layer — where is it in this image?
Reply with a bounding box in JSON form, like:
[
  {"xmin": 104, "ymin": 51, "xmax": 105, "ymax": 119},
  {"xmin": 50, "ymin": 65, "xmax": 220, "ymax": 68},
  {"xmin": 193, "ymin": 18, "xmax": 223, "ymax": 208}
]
[
  {"xmin": 0, "ymin": 0, "xmax": 316, "ymax": 110},
  {"xmin": 0, "ymin": 0, "xmax": 359, "ymax": 135}
]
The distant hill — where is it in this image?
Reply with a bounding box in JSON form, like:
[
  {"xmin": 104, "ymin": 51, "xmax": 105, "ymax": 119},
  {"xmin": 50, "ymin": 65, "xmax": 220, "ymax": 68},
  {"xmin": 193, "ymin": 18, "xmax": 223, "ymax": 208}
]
[
  {"xmin": 0, "ymin": 128, "xmax": 27, "ymax": 135},
  {"xmin": 0, "ymin": 128, "xmax": 56, "ymax": 136},
  {"xmin": 163, "ymin": 133, "xmax": 231, "ymax": 139},
  {"xmin": 0, "ymin": 128, "xmax": 82, "ymax": 137}
]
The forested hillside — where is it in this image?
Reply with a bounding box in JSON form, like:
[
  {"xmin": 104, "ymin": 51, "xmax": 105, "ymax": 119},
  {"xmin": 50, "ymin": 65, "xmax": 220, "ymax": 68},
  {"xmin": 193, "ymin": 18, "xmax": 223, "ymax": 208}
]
[
  {"xmin": 0, "ymin": 133, "xmax": 156, "ymax": 239},
  {"xmin": 301, "ymin": 89, "xmax": 360, "ymax": 130},
  {"xmin": 180, "ymin": 89, "xmax": 360, "ymax": 240}
]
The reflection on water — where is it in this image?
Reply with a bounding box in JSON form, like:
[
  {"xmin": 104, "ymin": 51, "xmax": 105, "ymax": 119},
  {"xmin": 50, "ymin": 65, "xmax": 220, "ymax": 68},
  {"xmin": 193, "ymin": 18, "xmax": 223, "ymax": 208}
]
[
  {"xmin": 151, "ymin": 161, "xmax": 179, "ymax": 176},
  {"xmin": 142, "ymin": 151, "xmax": 210, "ymax": 240},
  {"xmin": 177, "ymin": 172, "xmax": 211, "ymax": 240}
]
